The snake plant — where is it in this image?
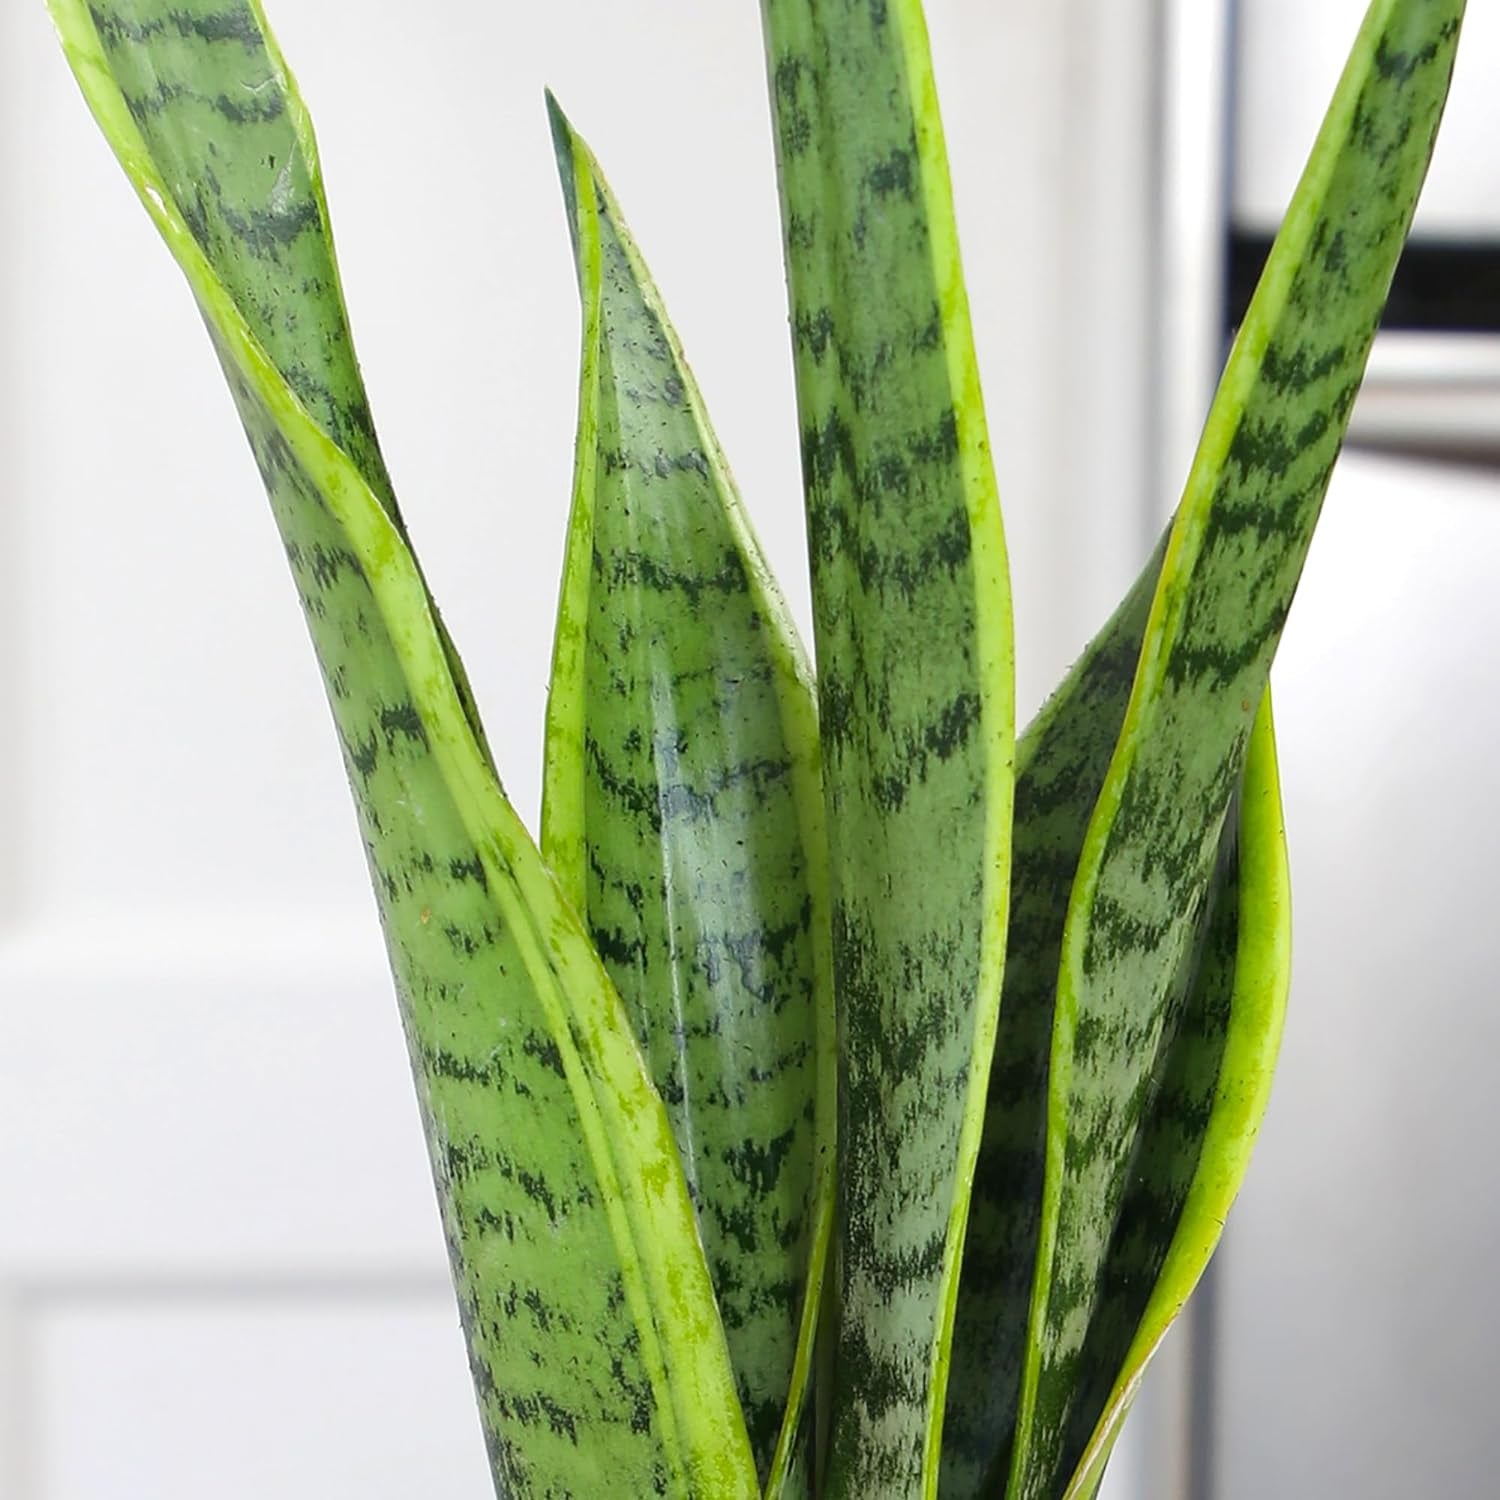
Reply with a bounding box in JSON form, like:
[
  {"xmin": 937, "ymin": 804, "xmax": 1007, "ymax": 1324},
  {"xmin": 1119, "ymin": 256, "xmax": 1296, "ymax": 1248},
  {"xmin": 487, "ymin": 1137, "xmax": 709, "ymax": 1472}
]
[{"xmin": 45, "ymin": 0, "xmax": 1462, "ymax": 1496}]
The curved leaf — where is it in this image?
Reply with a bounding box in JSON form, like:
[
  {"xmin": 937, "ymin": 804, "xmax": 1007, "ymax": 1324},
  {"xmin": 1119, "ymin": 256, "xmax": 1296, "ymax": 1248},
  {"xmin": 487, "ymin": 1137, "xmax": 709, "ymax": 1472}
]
[
  {"xmin": 540, "ymin": 103, "xmax": 836, "ymax": 1491},
  {"xmin": 1008, "ymin": 4, "xmax": 1463, "ymax": 1496},
  {"xmin": 1060, "ymin": 691, "xmax": 1290, "ymax": 1500},
  {"xmin": 45, "ymin": 4, "xmax": 757, "ymax": 1496},
  {"xmin": 942, "ymin": 544, "xmax": 1286, "ymax": 1500},
  {"xmin": 760, "ymin": 1, "xmax": 1016, "ymax": 1495},
  {"xmin": 941, "ymin": 540, "xmax": 1168, "ymax": 1499}
]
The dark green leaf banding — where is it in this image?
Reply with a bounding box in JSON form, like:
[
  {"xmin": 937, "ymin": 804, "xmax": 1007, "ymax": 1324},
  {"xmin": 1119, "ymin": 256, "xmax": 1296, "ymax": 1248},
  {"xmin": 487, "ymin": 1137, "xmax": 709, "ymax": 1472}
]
[
  {"xmin": 761, "ymin": 1, "xmax": 1015, "ymax": 1495},
  {"xmin": 47, "ymin": 4, "xmax": 759, "ymax": 1496},
  {"xmin": 1005, "ymin": 5, "xmax": 1462, "ymax": 1497},
  {"xmin": 541, "ymin": 103, "xmax": 835, "ymax": 1494}
]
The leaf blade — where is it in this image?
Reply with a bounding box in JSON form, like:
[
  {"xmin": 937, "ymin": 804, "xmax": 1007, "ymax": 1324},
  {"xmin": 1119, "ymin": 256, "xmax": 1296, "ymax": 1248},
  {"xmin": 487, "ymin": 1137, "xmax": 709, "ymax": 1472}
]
[
  {"xmin": 1060, "ymin": 689, "xmax": 1290, "ymax": 1500},
  {"xmin": 46, "ymin": 4, "xmax": 757, "ymax": 1495},
  {"xmin": 540, "ymin": 103, "xmax": 837, "ymax": 1489},
  {"xmin": 760, "ymin": 2, "xmax": 1015, "ymax": 1495},
  {"xmin": 1008, "ymin": 5, "xmax": 1463, "ymax": 1495},
  {"xmin": 941, "ymin": 538, "xmax": 1169, "ymax": 1500}
]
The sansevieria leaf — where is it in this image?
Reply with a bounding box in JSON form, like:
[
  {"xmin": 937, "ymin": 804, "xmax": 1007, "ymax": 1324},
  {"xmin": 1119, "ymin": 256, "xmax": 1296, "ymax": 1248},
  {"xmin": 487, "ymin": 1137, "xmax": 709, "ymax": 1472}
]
[
  {"xmin": 1008, "ymin": 4, "xmax": 1463, "ymax": 1497},
  {"xmin": 1058, "ymin": 691, "xmax": 1290, "ymax": 1500},
  {"xmin": 540, "ymin": 102, "xmax": 835, "ymax": 1492},
  {"xmin": 949, "ymin": 656, "xmax": 1287, "ymax": 1500},
  {"xmin": 940, "ymin": 536, "xmax": 1286, "ymax": 1499},
  {"xmin": 761, "ymin": 2, "xmax": 1015, "ymax": 1495},
  {"xmin": 46, "ymin": 4, "xmax": 757, "ymax": 1496},
  {"xmin": 941, "ymin": 543, "xmax": 1169, "ymax": 1499}
]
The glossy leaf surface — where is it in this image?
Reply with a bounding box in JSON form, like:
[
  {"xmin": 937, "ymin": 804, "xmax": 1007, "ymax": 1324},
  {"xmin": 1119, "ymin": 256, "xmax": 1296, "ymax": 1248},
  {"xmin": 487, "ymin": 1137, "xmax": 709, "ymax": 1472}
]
[
  {"xmin": 761, "ymin": 1, "xmax": 1016, "ymax": 1495},
  {"xmin": 46, "ymin": 5, "xmax": 757, "ymax": 1496},
  {"xmin": 541, "ymin": 105, "xmax": 835, "ymax": 1491},
  {"xmin": 1009, "ymin": 5, "xmax": 1463, "ymax": 1497}
]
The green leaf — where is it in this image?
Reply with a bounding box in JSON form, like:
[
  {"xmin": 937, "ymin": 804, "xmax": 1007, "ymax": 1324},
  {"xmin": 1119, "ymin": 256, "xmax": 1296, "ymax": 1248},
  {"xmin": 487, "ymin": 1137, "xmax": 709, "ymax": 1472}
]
[
  {"xmin": 539, "ymin": 102, "xmax": 836, "ymax": 1492},
  {"xmin": 760, "ymin": 2, "xmax": 1015, "ymax": 1496},
  {"xmin": 46, "ymin": 4, "xmax": 757, "ymax": 1497},
  {"xmin": 956, "ymin": 689, "xmax": 1286, "ymax": 1500},
  {"xmin": 941, "ymin": 540, "xmax": 1169, "ymax": 1500},
  {"xmin": 1059, "ymin": 690, "xmax": 1290, "ymax": 1500},
  {"xmin": 942, "ymin": 568, "xmax": 1283, "ymax": 1500},
  {"xmin": 1007, "ymin": 4, "xmax": 1462, "ymax": 1497},
  {"xmin": 942, "ymin": 540, "xmax": 1290, "ymax": 1500}
]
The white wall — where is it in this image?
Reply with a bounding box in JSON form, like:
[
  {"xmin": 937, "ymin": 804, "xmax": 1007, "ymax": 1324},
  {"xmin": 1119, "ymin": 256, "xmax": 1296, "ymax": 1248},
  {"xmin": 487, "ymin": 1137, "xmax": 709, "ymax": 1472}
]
[{"xmin": 1, "ymin": 1, "xmax": 1164, "ymax": 1496}]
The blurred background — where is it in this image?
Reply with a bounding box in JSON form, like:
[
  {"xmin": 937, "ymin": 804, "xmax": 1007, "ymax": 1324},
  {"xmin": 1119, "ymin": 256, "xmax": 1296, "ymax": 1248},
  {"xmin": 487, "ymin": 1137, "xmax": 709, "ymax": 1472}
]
[{"xmin": 2, "ymin": 1, "xmax": 1497, "ymax": 1495}]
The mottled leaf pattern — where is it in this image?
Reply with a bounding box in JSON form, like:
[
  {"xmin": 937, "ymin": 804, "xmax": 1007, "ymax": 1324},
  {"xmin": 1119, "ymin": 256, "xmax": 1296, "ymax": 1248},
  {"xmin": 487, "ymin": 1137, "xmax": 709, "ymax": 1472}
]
[
  {"xmin": 46, "ymin": 4, "xmax": 757, "ymax": 1497},
  {"xmin": 62, "ymin": 0, "xmax": 494, "ymax": 756},
  {"xmin": 540, "ymin": 104, "xmax": 835, "ymax": 1490},
  {"xmin": 940, "ymin": 542, "xmax": 1287, "ymax": 1500},
  {"xmin": 1008, "ymin": 5, "xmax": 1463, "ymax": 1497},
  {"xmin": 761, "ymin": 2, "xmax": 1015, "ymax": 1496},
  {"xmin": 1059, "ymin": 693, "xmax": 1290, "ymax": 1500},
  {"xmin": 47, "ymin": 0, "xmax": 1465, "ymax": 1496},
  {"xmin": 940, "ymin": 540, "xmax": 1168, "ymax": 1499}
]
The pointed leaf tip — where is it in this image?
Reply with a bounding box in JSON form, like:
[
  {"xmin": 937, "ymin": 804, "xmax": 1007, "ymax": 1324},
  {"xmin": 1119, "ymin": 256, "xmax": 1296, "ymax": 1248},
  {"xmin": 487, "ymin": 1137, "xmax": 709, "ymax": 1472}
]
[
  {"xmin": 541, "ymin": 117, "xmax": 835, "ymax": 1488},
  {"xmin": 546, "ymin": 89, "xmax": 586, "ymax": 260}
]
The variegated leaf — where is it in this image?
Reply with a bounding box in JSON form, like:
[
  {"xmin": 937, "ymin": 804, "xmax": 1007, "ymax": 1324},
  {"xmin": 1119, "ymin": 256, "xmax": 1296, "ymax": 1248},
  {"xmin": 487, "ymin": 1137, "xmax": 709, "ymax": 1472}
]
[
  {"xmin": 541, "ymin": 102, "xmax": 835, "ymax": 1492},
  {"xmin": 1059, "ymin": 692, "xmax": 1290, "ymax": 1500},
  {"xmin": 760, "ymin": 1, "xmax": 1016, "ymax": 1495},
  {"xmin": 46, "ymin": 4, "xmax": 758, "ymax": 1496},
  {"xmin": 1007, "ymin": 5, "xmax": 1462, "ymax": 1496},
  {"xmin": 942, "ymin": 542, "xmax": 1168, "ymax": 1499}
]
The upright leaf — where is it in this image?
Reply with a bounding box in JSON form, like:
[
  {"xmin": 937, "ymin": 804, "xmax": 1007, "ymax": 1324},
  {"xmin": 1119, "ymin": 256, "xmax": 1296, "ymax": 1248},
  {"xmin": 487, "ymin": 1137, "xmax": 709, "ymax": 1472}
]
[
  {"xmin": 953, "ymin": 685, "xmax": 1287, "ymax": 1500},
  {"xmin": 761, "ymin": 2, "xmax": 1015, "ymax": 1495},
  {"xmin": 540, "ymin": 104, "xmax": 836, "ymax": 1491},
  {"xmin": 46, "ymin": 5, "xmax": 758, "ymax": 1496},
  {"xmin": 941, "ymin": 541, "xmax": 1167, "ymax": 1499},
  {"xmin": 1008, "ymin": 5, "xmax": 1462, "ymax": 1496},
  {"xmin": 1059, "ymin": 691, "xmax": 1290, "ymax": 1500},
  {"xmin": 941, "ymin": 541, "xmax": 1290, "ymax": 1500}
]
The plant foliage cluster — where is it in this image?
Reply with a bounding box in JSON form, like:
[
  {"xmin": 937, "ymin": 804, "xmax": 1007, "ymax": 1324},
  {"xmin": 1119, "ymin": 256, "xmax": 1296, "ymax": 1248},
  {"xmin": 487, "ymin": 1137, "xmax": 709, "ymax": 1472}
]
[{"xmin": 47, "ymin": 0, "xmax": 1462, "ymax": 1495}]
